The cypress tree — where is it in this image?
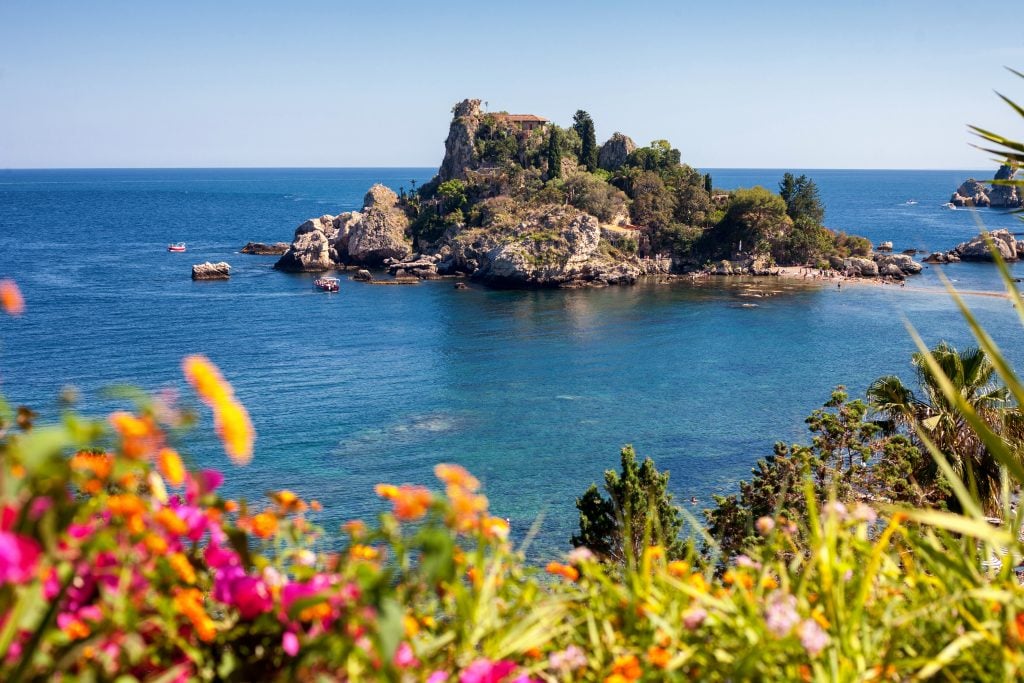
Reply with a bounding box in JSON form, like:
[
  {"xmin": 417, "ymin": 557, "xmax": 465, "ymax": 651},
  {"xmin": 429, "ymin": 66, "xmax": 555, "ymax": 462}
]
[
  {"xmin": 546, "ymin": 127, "xmax": 563, "ymax": 179},
  {"xmin": 573, "ymin": 110, "xmax": 598, "ymax": 172},
  {"xmin": 704, "ymin": 173, "xmax": 713, "ymax": 194}
]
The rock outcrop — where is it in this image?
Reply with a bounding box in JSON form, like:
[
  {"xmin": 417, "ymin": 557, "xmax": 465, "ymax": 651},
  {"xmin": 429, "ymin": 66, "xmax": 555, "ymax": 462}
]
[
  {"xmin": 439, "ymin": 99, "xmax": 483, "ymax": 182},
  {"xmin": 597, "ymin": 133, "xmax": 637, "ymax": 172},
  {"xmin": 828, "ymin": 256, "xmax": 879, "ymax": 277},
  {"xmin": 872, "ymin": 253, "xmax": 921, "ymax": 280},
  {"xmin": 950, "ymin": 165, "xmax": 1022, "ymax": 208},
  {"xmin": 275, "ymin": 186, "xmax": 411, "ymax": 271},
  {"xmin": 353, "ymin": 269, "xmax": 373, "ymax": 281},
  {"xmin": 926, "ymin": 229, "xmax": 1021, "ymax": 263},
  {"xmin": 274, "ymin": 215, "xmax": 336, "ymax": 272},
  {"xmin": 953, "ymin": 229, "xmax": 1018, "ymax": 261},
  {"xmin": 240, "ymin": 241, "xmax": 289, "ymax": 255},
  {"xmin": 192, "ymin": 262, "xmax": 231, "ymax": 280},
  {"xmin": 346, "ymin": 185, "xmax": 412, "ymax": 265},
  {"xmin": 989, "ymin": 164, "xmax": 1021, "ymax": 208}
]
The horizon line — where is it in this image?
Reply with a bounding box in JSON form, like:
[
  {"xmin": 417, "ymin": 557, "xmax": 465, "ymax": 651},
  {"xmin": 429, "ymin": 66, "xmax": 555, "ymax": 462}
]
[{"xmin": 0, "ymin": 165, "xmax": 995, "ymax": 173}]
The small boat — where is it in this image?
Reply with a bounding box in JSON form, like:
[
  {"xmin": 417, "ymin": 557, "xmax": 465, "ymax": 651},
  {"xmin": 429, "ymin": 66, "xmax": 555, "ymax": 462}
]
[
  {"xmin": 905, "ymin": 199, "xmax": 918, "ymax": 205},
  {"xmin": 313, "ymin": 277, "xmax": 340, "ymax": 292},
  {"xmin": 167, "ymin": 242, "xmax": 187, "ymax": 252},
  {"xmin": 942, "ymin": 202, "xmax": 956, "ymax": 210}
]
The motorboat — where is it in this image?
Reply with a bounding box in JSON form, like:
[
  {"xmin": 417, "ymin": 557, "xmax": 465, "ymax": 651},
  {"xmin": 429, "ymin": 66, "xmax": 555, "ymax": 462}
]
[
  {"xmin": 168, "ymin": 242, "xmax": 187, "ymax": 252},
  {"xmin": 314, "ymin": 277, "xmax": 340, "ymax": 292}
]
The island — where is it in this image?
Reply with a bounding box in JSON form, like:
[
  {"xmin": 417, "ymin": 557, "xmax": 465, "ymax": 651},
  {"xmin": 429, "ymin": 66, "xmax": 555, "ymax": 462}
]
[
  {"xmin": 274, "ymin": 99, "xmax": 922, "ymax": 288},
  {"xmin": 950, "ymin": 164, "xmax": 1022, "ymax": 208}
]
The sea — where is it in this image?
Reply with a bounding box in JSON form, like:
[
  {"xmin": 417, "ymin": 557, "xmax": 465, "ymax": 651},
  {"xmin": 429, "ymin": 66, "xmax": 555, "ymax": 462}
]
[{"xmin": 1, "ymin": 167, "xmax": 1022, "ymax": 557}]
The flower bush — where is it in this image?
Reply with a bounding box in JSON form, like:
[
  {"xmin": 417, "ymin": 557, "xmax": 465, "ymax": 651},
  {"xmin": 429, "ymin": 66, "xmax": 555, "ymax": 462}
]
[{"xmin": 1, "ymin": 282, "xmax": 1024, "ymax": 682}]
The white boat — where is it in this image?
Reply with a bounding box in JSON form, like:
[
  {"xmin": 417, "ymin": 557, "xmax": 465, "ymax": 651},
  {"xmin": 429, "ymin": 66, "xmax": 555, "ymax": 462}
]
[
  {"xmin": 942, "ymin": 202, "xmax": 956, "ymax": 210},
  {"xmin": 167, "ymin": 242, "xmax": 187, "ymax": 252},
  {"xmin": 313, "ymin": 277, "xmax": 340, "ymax": 292},
  {"xmin": 905, "ymin": 199, "xmax": 918, "ymax": 205}
]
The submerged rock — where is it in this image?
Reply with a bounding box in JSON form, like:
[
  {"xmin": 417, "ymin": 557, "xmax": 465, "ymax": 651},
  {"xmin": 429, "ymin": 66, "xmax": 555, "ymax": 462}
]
[
  {"xmin": 192, "ymin": 262, "xmax": 231, "ymax": 280},
  {"xmin": 353, "ymin": 269, "xmax": 373, "ymax": 281}
]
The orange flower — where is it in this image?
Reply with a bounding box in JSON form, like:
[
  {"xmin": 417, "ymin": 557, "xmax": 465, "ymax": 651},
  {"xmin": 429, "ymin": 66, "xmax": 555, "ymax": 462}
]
[
  {"xmin": 482, "ymin": 516, "xmax": 510, "ymax": 540},
  {"xmin": 71, "ymin": 450, "xmax": 113, "ymax": 480},
  {"xmin": 349, "ymin": 544, "xmax": 379, "ymax": 561},
  {"xmin": 298, "ymin": 602, "xmax": 332, "ymax": 623},
  {"xmin": 343, "ymin": 520, "xmax": 366, "ymax": 537},
  {"xmin": 168, "ymin": 552, "xmax": 196, "ymax": 584},
  {"xmin": 667, "ymin": 560, "xmax": 689, "ymax": 578},
  {"xmin": 546, "ymin": 562, "xmax": 580, "ymax": 582},
  {"xmin": 157, "ymin": 448, "xmax": 186, "ymax": 486},
  {"xmin": 647, "ymin": 645, "xmax": 671, "ymax": 668},
  {"xmin": 448, "ymin": 487, "xmax": 488, "ymax": 532},
  {"xmin": 155, "ymin": 507, "xmax": 189, "ymax": 536},
  {"xmin": 1014, "ymin": 613, "xmax": 1024, "ymax": 642},
  {"xmin": 62, "ymin": 618, "xmax": 90, "ymax": 640},
  {"xmin": 434, "ymin": 463, "xmax": 480, "ymax": 491},
  {"xmin": 224, "ymin": 500, "xmax": 239, "ymax": 513},
  {"xmin": 273, "ymin": 489, "xmax": 305, "ymax": 512},
  {"xmin": 723, "ymin": 569, "xmax": 753, "ymax": 590},
  {"xmin": 610, "ymin": 654, "xmax": 642, "ymax": 681},
  {"xmin": 107, "ymin": 494, "xmax": 145, "ymax": 519},
  {"xmin": 310, "ymin": 500, "xmax": 322, "ymax": 512},
  {"xmin": 174, "ymin": 588, "xmax": 216, "ymax": 642},
  {"xmin": 145, "ymin": 534, "xmax": 169, "ymax": 555},
  {"xmin": 0, "ymin": 279, "xmax": 24, "ymax": 316},
  {"xmin": 250, "ymin": 512, "xmax": 278, "ymax": 539},
  {"xmin": 109, "ymin": 411, "xmax": 161, "ymax": 459},
  {"xmin": 377, "ymin": 484, "xmax": 432, "ymax": 521}
]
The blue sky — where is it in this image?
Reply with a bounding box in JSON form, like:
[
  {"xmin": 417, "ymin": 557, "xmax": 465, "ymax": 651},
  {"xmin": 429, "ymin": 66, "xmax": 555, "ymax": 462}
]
[{"xmin": 1, "ymin": 0, "xmax": 1022, "ymax": 169}]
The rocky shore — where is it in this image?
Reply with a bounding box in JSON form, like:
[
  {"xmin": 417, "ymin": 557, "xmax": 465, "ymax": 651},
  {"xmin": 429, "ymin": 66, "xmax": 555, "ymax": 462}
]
[
  {"xmin": 924, "ymin": 229, "xmax": 1024, "ymax": 264},
  {"xmin": 950, "ymin": 165, "xmax": 1022, "ymax": 208}
]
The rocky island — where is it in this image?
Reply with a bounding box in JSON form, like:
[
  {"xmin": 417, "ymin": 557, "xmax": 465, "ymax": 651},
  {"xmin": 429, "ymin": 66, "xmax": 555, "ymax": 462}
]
[
  {"xmin": 274, "ymin": 99, "xmax": 923, "ymax": 287},
  {"xmin": 949, "ymin": 164, "xmax": 1022, "ymax": 208}
]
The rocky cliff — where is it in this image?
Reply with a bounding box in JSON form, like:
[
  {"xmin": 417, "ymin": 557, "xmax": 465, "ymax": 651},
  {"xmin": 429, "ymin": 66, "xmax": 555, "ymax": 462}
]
[
  {"xmin": 598, "ymin": 133, "xmax": 636, "ymax": 172},
  {"xmin": 438, "ymin": 99, "xmax": 483, "ymax": 182}
]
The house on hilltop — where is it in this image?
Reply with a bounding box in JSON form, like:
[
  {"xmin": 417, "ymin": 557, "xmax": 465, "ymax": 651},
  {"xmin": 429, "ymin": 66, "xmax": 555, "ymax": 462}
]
[{"xmin": 493, "ymin": 113, "xmax": 549, "ymax": 134}]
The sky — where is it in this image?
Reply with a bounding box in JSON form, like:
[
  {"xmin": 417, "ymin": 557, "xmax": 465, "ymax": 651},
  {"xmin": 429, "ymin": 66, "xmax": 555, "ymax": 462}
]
[{"xmin": 1, "ymin": 0, "xmax": 1022, "ymax": 170}]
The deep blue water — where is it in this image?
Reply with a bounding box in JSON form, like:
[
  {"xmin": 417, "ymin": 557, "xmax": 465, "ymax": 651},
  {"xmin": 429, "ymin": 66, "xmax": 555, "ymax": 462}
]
[{"xmin": 1, "ymin": 167, "xmax": 1022, "ymax": 557}]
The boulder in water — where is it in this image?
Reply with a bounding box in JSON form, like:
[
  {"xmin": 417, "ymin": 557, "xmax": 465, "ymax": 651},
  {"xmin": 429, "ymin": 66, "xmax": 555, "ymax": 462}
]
[{"xmin": 192, "ymin": 262, "xmax": 231, "ymax": 280}]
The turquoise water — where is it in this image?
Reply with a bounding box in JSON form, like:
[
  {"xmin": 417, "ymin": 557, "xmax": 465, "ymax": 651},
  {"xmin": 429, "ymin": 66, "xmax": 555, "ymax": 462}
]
[{"xmin": 1, "ymin": 168, "xmax": 1022, "ymax": 557}]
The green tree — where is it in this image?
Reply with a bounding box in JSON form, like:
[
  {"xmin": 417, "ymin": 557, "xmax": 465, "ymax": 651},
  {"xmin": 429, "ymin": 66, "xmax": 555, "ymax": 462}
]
[
  {"xmin": 778, "ymin": 173, "xmax": 825, "ymax": 225},
  {"xmin": 623, "ymin": 140, "xmax": 682, "ymax": 176},
  {"xmin": 437, "ymin": 179, "xmax": 467, "ymax": 215},
  {"xmin": 572, "ymin": 446, "xmax": 685, "ymax": 563},
  {"xmin": 573, "ymin": 110, "xmax": 599, "ymax": 172},
  {"xmin": 714, "ymin": 186, "xmax": 791, "ymax": 256},
  {"xmin": 704, "ymin": 173, "xmax": 713, "ymax": 195},
  {"xmin": 867, "ymin": 343, "xmax": 1019, "ymax": 513},
  {"xmin": 545, "ymin": 127, "xmax": 564, "ymax": 180}
]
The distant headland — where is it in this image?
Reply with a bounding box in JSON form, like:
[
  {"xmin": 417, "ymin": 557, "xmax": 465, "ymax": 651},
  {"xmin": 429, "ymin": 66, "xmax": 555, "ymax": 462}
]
[{"xmin": 266, "ymin": 99, "xmax": 924, "ymax": 288}]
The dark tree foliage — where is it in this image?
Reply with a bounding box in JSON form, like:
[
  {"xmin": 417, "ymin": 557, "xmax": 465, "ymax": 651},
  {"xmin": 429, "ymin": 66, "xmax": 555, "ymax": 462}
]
[
  {"xmin": 545, "ymin": 127, "xmax": 564, "ymax": 180},
  {"xmin": 711, "ymin": 186, "xmax": 791, "ymax": 257},
  {"xmin": 623, "ymin": 140, "xmax": 682, "ymax": 176},
  {"xmin": 778, "ymin": 173, "xmax": 825, "ymax": 225},
  {"xmin": 703, "ymin": 387, "xmax": 933, "ymax": 560},
  {"xmin": 704, "ymin": 173, "xmax": 713, "ymax": 195},
  {"xmin": 572, "ymin": 446, "xmax": 685, "ymax": 563},
  {"xmin": 573, "ymin": 110, "xmax": 599, "ymax": 172}
]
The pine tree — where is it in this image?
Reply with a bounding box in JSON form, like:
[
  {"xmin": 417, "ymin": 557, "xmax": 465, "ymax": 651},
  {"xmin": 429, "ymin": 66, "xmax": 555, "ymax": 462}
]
[
  {"xmin": 545, "ymin": 127, "xmax": 564, "ymax": 179},
  {"xmin": 573, "ymin": 110, "xmax": 598, "ymax": 172},
  {"xmin": 572, "ymin": 446, "xmax": 685, "ymax": 563}
]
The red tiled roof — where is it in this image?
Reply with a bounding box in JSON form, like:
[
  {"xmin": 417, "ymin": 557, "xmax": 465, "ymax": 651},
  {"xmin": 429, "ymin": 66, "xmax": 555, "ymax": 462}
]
[{"xmin": 495, "ymin": 113, "xmax": 549, "ymax": 123}]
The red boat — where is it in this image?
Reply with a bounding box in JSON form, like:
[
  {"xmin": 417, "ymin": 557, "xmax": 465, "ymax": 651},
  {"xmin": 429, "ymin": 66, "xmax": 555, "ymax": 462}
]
[
  {"xmin": 168, "ymin": 242, "xmax": 187, "ymax": 252},
  {"xmin": 314, "ymin": 277, "xmax": 340, "ymax": 292}
]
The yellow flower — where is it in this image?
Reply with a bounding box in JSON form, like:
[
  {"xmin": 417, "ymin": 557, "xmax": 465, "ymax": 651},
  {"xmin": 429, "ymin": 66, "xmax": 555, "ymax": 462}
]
[
  {"xmin": 109, "ymin": 411, "xmax": 161, "ymax": 460},
  {"xmin": 215, "ymin": 399, "xmax": 254, "ymax": 465},
  {"xmin": 155, "ymin": 507, "xmax": 189, "ymax": 536},
  {"xmin": 157, "ymin": 448, "xmax": 186, "ymax": 486},
  {"xmin": 403, "ymin": 614, "xmax": 420, "ymax": 638},
  {"xmin": 482, "ymin": 516, "xmax": 510, "ymax": 541},
  {"xmin": 182, "ymin": 355, "xmax": 232, "ymax": 406},
  {"xmin": 610, "ymin": 654, "xmax": 642, "ymax": 681},
  {"xmin": 687, "ymin": 573, "xmax": 708, "ymax": 593},
  {"xmin": 168, "ymin": 552, "xmax": 197, "ymax": 584},
  {"xmin": 349, "ymin": 544, "xmax": 379, "ymax": 561}
]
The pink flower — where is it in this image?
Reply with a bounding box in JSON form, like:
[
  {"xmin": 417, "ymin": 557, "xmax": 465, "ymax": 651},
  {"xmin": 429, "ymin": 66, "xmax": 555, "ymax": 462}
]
[
  {"xmin": 549, "ymin": 644, "xmax": 587, "ymax": 672},
  {"xmin": 459, "ymin": 659, "xmax": 517, "ymax": 683},
  {"xmin": 683, "ymin": 606, "xmax": 707, "ymax": 630},
  {"xmin": 427, "ymin": 673, "xmax": 448, "ymax": 683},
  {"xmin": 213, "ymin": 566, "xmax": 272, "ymax": 619},
  {"xmin": 798, "ymin": 619, "xmax": 829, "ymax": 656},
  {"xmin": 764, "ymin": 592, "xmax": 800, "ymax": 638},
  {"xmin": 282, "ymin": 631, "xmax": 299, "ymax": 657},
  {"xmin": 0, "ymin": 530, "xmax": 41, "ymax": 585},
  {"xmin": 394, "ymin": 641, "xmax": 418, "ymax": 668}
]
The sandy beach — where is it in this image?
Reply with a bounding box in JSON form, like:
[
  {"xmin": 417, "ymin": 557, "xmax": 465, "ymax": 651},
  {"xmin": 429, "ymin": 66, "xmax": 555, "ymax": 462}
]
[{"xmin": 771, "ymin": 265, "xmax": 1013, "ymax": 299}]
